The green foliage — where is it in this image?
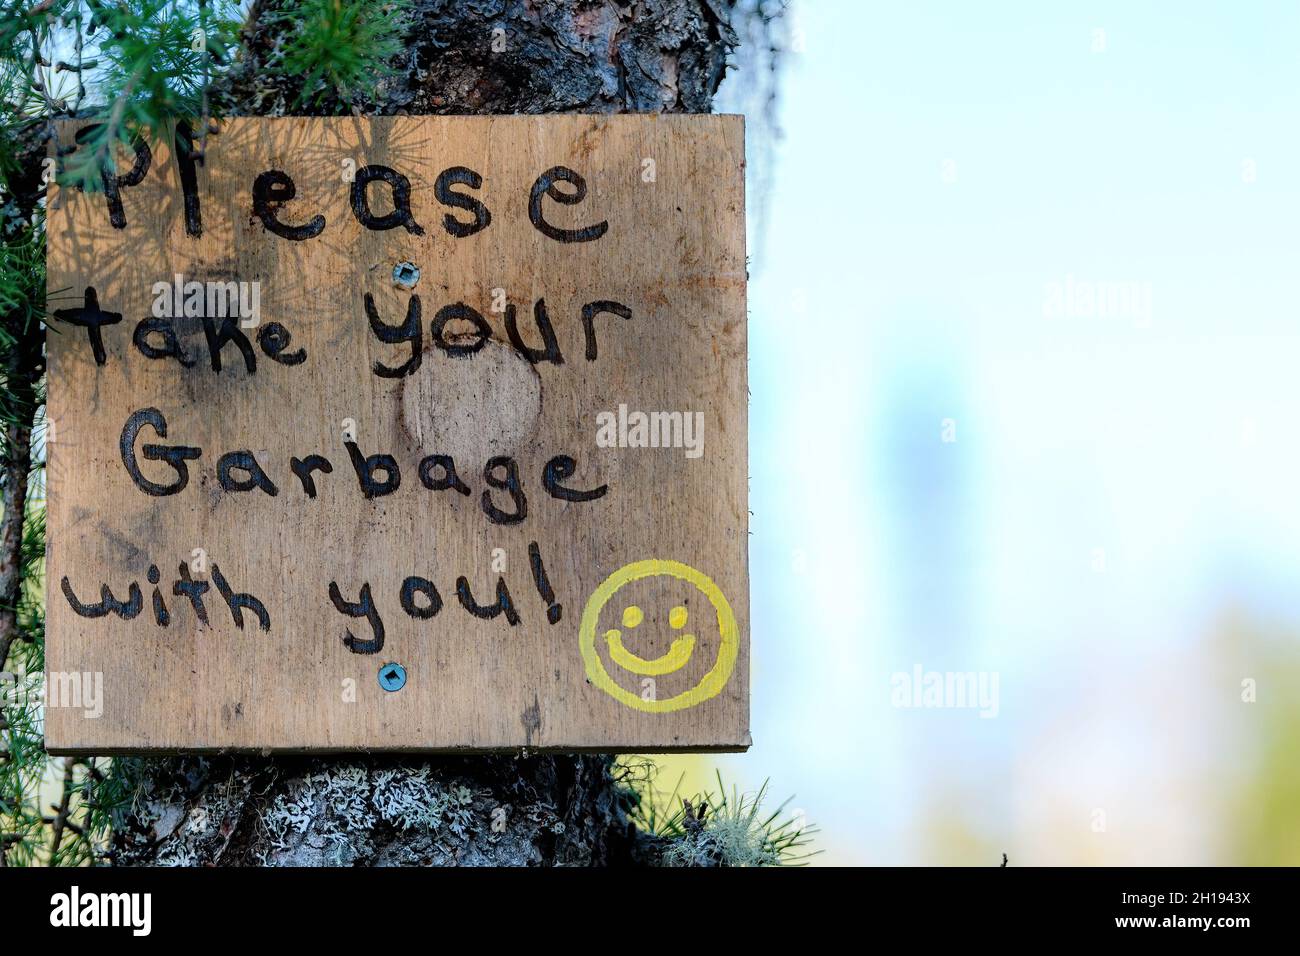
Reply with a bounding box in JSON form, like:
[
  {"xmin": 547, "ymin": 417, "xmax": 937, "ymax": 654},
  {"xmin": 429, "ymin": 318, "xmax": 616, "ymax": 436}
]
[
  {"xmin": 0, "ymin": 676, "xmax": 46, "ymax": 865},
  {"xmin": 0, "ymin": 62, "xmax": 41, "ymax": 188},
  {"xmin": 270, "ymin": 0, "xmax": 411, "ymax": 110},
  {"xmin": 58, "ymin": 0, "xmax": 242, "ymax": 193},
  {"xmin": 0, "ymin": 214, "xmax": 44, "ymax": 351},
  {"xmin": 620, "ymin": 760, "xmax": 818, "ymax": 866}
]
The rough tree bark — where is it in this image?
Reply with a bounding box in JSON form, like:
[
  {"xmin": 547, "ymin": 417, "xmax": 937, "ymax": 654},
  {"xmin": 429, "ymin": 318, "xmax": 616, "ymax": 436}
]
[{"xmin": 110, "ymin": 0, "xmax": 738, "ymax": 867}]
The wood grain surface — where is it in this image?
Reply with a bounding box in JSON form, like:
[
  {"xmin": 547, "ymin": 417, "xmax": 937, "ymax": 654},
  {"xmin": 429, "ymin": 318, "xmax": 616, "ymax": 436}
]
[{"xmin": 44, "ymin": 115, "xmax": 747, "ymax": 753}]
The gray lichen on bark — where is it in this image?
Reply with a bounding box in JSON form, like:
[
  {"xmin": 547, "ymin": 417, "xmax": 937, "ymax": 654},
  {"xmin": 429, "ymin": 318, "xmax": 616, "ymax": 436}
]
[
  {"xmin": 112, "ymin": 754, "xmax": 652, "ymax": 866},
  {"xmin": 111, "ymin": 0, "xmax": 738, "ymax": 867}
]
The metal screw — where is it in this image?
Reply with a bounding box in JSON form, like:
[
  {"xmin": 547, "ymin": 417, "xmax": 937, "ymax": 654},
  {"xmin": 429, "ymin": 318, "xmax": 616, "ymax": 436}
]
[
  {"xmin": 378, "ymin": 662, "xmax": 406, "ymax": 692},
  {"xmin": 392, "ymin": 261, "xmax": 420, "ymax": 289}
]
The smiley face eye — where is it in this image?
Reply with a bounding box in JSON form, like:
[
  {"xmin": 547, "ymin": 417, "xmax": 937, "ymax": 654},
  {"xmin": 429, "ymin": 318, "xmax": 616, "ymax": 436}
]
[{"xmin": 621, "ymin": 604, "xmax": 688, "ymax": 629}]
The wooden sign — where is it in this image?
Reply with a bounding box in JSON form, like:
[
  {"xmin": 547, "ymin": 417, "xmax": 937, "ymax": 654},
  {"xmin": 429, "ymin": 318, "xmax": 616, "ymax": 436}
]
[{"xmin": 44, "ymin": 116, "xmax": 748, "ymax": 753}]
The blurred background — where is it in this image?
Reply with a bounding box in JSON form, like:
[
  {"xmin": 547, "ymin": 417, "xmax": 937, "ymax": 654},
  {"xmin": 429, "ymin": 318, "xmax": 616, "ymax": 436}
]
[{"xmin": 655, "ymin": 0, "xmax": 1300, "ymax": 865}]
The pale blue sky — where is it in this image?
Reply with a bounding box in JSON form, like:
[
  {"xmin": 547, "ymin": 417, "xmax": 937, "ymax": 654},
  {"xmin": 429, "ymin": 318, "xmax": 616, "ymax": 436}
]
[{"xmin": 720, "ymin": 1, "xmax": 1300, "ymax": 864}]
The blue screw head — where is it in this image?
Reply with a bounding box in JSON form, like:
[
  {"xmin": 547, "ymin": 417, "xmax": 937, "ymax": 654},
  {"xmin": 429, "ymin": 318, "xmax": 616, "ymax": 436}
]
[
  {"xmin": 379, "ymin": 662, "xmax": 407, "ymax": 692},
  {"xmin": 392, "ymin": 261, "xmax": 420, "ymax": 289}
]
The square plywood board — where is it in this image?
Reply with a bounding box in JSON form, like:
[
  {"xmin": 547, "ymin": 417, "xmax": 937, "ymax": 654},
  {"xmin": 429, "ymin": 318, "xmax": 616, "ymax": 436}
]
[{"xmin": 44, "ymin": 115, "xmax": 748, "ymax": 753}]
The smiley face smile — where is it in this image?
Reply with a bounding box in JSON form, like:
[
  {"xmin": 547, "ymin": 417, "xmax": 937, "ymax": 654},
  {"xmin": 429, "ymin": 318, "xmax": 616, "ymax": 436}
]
[
  {"xmin": 580, "ymin": 559, "xmax": 739, "ymax": 713},
  {"xmin": 604, "ymin": 604, "xmax": 695, "ymax": 675}
]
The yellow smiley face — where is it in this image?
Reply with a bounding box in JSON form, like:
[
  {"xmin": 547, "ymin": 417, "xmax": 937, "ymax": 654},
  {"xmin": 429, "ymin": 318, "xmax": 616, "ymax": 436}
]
[{"xmin": 579, "ymin": 559, "xmax": 739, "ymax": 712}]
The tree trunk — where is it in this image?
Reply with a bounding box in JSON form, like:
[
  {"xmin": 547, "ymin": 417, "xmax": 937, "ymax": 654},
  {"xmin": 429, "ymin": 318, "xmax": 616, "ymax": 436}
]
[{"xmin": 111, "ymin": 0, "xmax": 736, "ymax": 867}]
